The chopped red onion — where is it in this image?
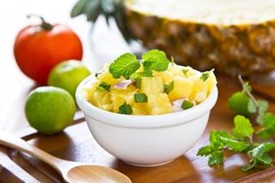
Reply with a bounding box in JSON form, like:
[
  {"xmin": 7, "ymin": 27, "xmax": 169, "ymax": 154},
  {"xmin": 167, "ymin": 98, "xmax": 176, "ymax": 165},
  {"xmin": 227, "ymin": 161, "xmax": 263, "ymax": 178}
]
[
  {"xmin": 172, "ymin": 98, "xmax": 185, "ymax": 112},
  {"xmin": 113, "ymin": 80, "xmax": 132, "ymax": 89},
  {"xmin": 172, "ymin": 98, "xmax": 185, "ymax": 108}
]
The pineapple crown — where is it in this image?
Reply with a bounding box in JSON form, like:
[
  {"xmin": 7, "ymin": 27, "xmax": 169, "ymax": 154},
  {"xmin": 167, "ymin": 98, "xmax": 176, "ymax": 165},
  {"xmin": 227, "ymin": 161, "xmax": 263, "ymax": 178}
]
[{"xmin": 71, "ymin": 0, "xmax": 134, "ymax": 42}]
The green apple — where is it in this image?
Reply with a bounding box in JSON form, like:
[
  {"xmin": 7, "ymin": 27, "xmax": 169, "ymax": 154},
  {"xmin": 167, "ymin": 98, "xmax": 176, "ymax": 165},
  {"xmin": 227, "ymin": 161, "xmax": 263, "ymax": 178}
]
[{"xmin": 48, "ymin": 60, "xmax": 91, "ymax": 99}]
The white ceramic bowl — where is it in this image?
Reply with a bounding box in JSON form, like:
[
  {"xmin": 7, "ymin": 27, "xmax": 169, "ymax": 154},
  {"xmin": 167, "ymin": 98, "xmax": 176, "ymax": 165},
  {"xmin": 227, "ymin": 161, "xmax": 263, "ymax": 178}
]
[{"xmin": 76, "ymin": 74, "xmax": 218, "ymax": 167}]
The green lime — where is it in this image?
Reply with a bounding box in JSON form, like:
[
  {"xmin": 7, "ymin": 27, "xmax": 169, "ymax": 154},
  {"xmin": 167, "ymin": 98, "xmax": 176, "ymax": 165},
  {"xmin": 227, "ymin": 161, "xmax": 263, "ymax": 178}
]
[
  {"xmin": 25, "ymin": 86, "xmax": 76, "ymax": 135},
  {"xmin": 48, "ymin": 60, "xmax": 91, "ymax": 100},
  {"xmin": 228, "ymin": 91, "xmax": 252, "ymax": 117}
]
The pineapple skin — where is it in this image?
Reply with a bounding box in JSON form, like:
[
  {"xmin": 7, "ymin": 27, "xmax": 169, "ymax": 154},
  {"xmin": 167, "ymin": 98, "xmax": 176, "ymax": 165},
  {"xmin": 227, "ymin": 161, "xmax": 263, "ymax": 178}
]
[{"xmin": 125, "ymin": 8, "xmax": 275, "ymax": 76}]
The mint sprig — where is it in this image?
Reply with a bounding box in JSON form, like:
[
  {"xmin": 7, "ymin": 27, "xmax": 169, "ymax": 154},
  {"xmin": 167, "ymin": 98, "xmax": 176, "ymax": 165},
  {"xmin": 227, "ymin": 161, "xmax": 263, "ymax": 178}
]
[
  {"xmin": 197, "ymin": 115, "xmax": 275, "ymax": 170},
  {"xmin": 109, "ymin": 53, "xmax": 140, "ymax": 79},
  {"xmin": 142, "ymin": 49, "xmax": 170, "ymax": 73},
  {"xmin": 109, "ymin": 49, "xmax": 170, "ymax": 79},
  {"xmin": 198, "ymin": 76, "xmax": 275, "ymax": 171}
]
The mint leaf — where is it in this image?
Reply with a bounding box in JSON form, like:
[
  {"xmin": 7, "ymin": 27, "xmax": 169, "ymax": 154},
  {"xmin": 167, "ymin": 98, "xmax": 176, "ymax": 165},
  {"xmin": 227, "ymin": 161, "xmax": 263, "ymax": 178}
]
[
  {"xmin": 263, "ymin": 113, "xmax": 275, "ymax": 129},
  {"xmin": 97, "ymin": 82, "xmax": 110, "ymax": 91},
  {"xmin": 181, "ymin": 100, "xmax": 194, "ymax": 110},
  {"xmin": 164, "ymin": 81, "xmax": 174, "ymax": 94},
  {"xmin": 119, "ymin": 103, "xmax": 133, "ymax": 114},
  {"xmin": 257, "ymin": 128, "xmax": 275, "ymax": 140},
  {"xmin": 247, "ymin": 99, "xmax": 257, "ymax": 113},
  {"xmin": 134, "ymin": 93, "xmax": 148, "ymax": 103},
  {"xmin": 209, "ymin": 130, "xmax": 224, "ymax": 149},
  {"xmin": 109, "ymin": 53, "xmax": 140, "ymax": 79},
  {"xmin": 142, "ymin": 62, "xmax": 153, "ymax": 77},
  {"xmin": 142, "ymin": 49, "xmax": 169, "ymax": 72},
  {"xmin": 208, "ymin": 151, "xmax": 224, "ymax": 166},
  {"xmin": 249, "ymin": 143, "xmax": 275, "ymax": 161},
  {"xmin": 197, "ymin": 145, "xmax": 212, "ymax": 156},
  {"xmin": 219, "ymin": 136, "xmax": 250, "ymax": 152},
  {"xmin": 256, "ymin": 100, "xmax": 269, "ymax": 125},
  {"xmin": 241, "ymin": 161, "xmax": 257, "ymax": 171},
  {"xmin": 232, "ymin": 115, "xmax": 254, "ymax": 139},
  {"xmin": 257, "ymin": 113, "xmax": 275, "ymax": 140},
  {"xmin": 244, "ymin": 143, "xmax": 275, "ymax": 171}
]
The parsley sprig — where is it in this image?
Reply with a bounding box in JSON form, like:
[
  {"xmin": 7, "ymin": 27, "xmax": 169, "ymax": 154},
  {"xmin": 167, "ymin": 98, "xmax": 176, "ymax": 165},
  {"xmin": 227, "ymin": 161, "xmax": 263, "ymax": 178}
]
[{"xmin": 197, "ymin": 76, "xmax": 275, "ymax": 171}]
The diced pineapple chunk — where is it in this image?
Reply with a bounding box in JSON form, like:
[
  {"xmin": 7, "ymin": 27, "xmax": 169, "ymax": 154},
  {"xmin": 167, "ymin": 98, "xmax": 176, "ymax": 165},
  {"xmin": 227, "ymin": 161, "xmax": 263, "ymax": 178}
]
[
  {"xmin": 147, "ymin": 93, "xmax": 172, "ymax": 114},
  {"xmin": 181, "ymin": 66, "xmax": 196, "ymax": 77},
  {"xmin": 97, "ymin": 70, "xmax": 122, "ymax": 85},
  {"xmin": 190, "ymin": 75, "xmax": 208, "ymax": 102},
  {"xmin": 140, "ymin": 76, "xmax": 164, "ymax": 93},
  {"xmin": 194, "ymin": 91, "xmax": 207, "ymax": 102},
  {"xmin": 88, "ymin": 89, "xmax": 113, "ymax": 111},
  {"xmin": 110, "ymin": 86, "xmax": 136, "ymax": 112},
  {"xmin": 132, "ymin": 103, "xmax": 149, "ymax": 115},
  {"xmin": 190, "ymin": 71, "xmax": 217, "ymax": 102},
  {"xmin": 167, "ymin": 65, "xmax": 185, "ymax": 77},
  {"xmin": 154, "ymin": 71, "xmax": 173, "ymax": 84},
  {"xmin": 205, "ymin": 71, "xmax": 217, "ymax": 94},
  {"xmin": 168, "ymin": 76, "xmax": 193, "ymax": 101}
]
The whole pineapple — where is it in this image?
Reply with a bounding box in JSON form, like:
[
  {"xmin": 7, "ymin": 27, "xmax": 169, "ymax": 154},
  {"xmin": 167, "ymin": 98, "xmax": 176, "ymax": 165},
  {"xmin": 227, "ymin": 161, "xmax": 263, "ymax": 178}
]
[{"xmin": 72, "ymin": 0, "xmax": 275, "ymax": 76}]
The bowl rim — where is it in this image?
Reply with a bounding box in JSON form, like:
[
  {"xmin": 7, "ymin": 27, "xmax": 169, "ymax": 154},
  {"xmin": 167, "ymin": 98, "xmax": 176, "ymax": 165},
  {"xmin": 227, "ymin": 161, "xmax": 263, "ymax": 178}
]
[{"xmin": 76, "ymin": 71, "xmax": 218, "ymax": 128}]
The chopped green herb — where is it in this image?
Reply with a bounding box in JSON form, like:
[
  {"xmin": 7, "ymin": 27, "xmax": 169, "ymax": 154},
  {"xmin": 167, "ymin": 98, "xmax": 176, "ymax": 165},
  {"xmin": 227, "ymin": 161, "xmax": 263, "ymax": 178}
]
[
  {"xmin": 95, "ymin": 72, "xmax": 101, "ymax": 78},
  {"xmin": 135, "ymin": 77, "xmax": 142, "ymax": 89},
  {"xmin": 134, "ymin": 93, "xmax": 148, "ymax": 103},
  {"xmin": 200, "ymin": 71, "xmax": 210, "ymax": 81},
  {"xmin": 97, "ymin": 82, "xmax": 110, "ymax": 91},
  {"xmin": 181, "ymin": 100, "xmax": 193, "ymax": 110},
  {"xmin": 118, "ymin": 103, "xmax": 133, "ymax": 115},
  {"xmin": 164, "ymin": 81, "xmax": 174, "ymax": 94},
  {"xmin": 109, "ymin": 53, "xmax": 140, "ymax": 79},
  {"xmin": 182, "ymin": 69, "xmax": 189, "ymax": 76}
]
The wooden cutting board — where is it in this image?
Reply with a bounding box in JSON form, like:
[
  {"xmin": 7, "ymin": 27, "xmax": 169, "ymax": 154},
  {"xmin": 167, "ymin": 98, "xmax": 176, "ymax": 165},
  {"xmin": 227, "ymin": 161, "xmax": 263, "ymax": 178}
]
[{"xmin": 0, "ymin": 76, "xmax": 275, "ymax": 183}]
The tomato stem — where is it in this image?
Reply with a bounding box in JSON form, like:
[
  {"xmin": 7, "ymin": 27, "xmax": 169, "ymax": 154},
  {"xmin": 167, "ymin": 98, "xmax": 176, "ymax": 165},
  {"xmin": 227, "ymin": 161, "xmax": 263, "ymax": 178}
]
[{"xmin": 27, "ymin": 14, "xmax": 53, "ymax": 31}]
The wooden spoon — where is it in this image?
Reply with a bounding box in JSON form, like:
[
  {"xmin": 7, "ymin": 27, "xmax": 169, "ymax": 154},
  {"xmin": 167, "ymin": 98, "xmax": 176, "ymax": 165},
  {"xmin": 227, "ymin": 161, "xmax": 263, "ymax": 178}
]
[{"xmin": 0, "ymin": 131, "xmax": 131, "ymax": 183}]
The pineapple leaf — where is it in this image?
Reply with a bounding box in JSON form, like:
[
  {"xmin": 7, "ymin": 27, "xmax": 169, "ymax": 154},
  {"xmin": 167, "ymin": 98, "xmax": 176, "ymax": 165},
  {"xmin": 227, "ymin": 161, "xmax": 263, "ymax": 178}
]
[
  {"xmin": 71, "ymin": 0, "xmax": 136, "ymax": 42},
  {"xmin": 84, "ymin": 0, "xmax": 101, "ymax": 22},
  {"xmin": 71, "ymin": 0, "xmax": 90, "ymax": 17}
]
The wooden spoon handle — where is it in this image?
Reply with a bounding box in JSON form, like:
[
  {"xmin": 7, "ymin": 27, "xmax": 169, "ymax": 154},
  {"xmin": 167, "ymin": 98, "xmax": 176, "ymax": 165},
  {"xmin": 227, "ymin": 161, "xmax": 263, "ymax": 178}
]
[{"xmin": 0, "ymin": 131, "xmax": 64, "ymax": 174}]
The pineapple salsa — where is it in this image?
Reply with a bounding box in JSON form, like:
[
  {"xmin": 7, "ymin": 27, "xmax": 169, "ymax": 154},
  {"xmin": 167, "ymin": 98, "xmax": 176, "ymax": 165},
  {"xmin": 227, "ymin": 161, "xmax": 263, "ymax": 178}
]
[{"xmin": 84, "ymin": 50, "xmax": 217, "ymax": 115}]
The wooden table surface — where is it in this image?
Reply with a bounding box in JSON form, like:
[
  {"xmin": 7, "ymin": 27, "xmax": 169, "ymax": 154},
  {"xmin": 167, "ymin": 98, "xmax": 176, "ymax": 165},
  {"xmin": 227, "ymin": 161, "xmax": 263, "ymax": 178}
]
[{"xmin": 1, "ymin": 0, "xmax": 275, "ymax": 182}]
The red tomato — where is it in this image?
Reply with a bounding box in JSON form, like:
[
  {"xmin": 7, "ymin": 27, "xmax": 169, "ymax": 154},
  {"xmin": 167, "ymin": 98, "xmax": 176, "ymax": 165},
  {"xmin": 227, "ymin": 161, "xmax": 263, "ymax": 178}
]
[{"xmin": 14, "ymin": 15, "xmax": 83, "ymax": 85}]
